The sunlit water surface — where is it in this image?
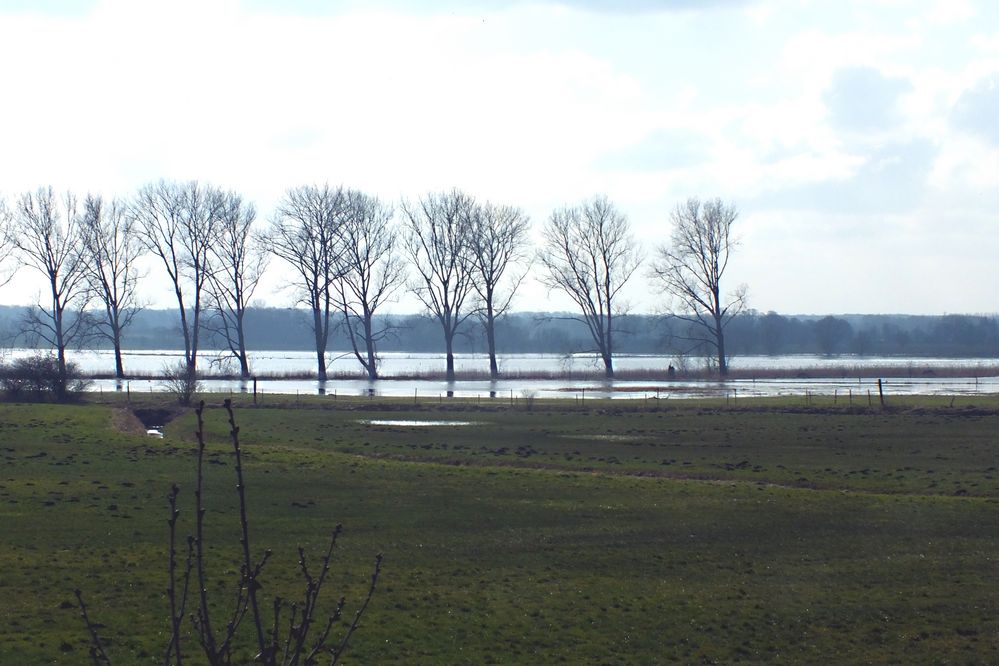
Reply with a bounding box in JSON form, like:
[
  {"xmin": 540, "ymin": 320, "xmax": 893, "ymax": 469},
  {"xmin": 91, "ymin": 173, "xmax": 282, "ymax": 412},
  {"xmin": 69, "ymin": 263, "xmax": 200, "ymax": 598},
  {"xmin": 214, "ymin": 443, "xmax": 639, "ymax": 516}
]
[{"xmin": 11, "ymin": 349, "xmax": 997, "ymax": 400}]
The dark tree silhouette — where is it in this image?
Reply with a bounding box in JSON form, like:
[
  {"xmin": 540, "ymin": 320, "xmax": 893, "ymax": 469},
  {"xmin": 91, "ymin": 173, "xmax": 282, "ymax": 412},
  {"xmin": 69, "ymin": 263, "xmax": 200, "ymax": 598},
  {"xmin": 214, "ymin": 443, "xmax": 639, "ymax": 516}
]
[
  {"xmin": 12, "ymin": 187, "xmax": 91, "ymax": 397},
  {"xmin": 133, "ymin": 180, "xmax": 223, "ymax": 374},
  {"xmin": 468, "ymin": 202, "xmax": 531, "ymax": 379},
  {"xmin": 538, "ymin": 195, "xmax": 640, "ymax": 378},
  {"xmin": 335, "ymin": 189, "xmax": 405, "ymax": 380},
  {"xmin": 402, "ymin": 189, "xmax": 477, "ymax": 383},
  {"xmin": 268, "ymin": 184, "xmax": 346, "ymax": 382},
  {"xmin": 650, "ymin": 197, "xmax": 746, "ymax": 376},
  {"xmin": 79, "ymin": 195, "xmax": 144, "ymax": 380},
  {"xmin": 206, "ymin": 190, "xmax": 265, "ymax": 379}
]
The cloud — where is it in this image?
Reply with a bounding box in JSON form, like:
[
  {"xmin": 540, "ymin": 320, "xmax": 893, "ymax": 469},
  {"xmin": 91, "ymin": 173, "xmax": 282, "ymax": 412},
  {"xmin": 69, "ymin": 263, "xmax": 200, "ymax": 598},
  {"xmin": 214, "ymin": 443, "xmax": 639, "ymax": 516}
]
[
  {"xmin": 2, "ymin": 0, "xmax": 95, "ymax": 15},
  {"xmin": 823, "ymin": 66, "xmax": 912, "ymax": 132},
  {"xmin": 754, "ymin": 139, "xmax": 938, "ymax": 215},
  {"xmin": 243, "ymin": 0, "xmax": 751, "ymax": 16},
  {"xmin": 951, "ymin": 73, "xmax": 999, "ymax": 145},
  {"xmin": 595, "ymin": 129, "xmax": 710, "ymax": 172}
]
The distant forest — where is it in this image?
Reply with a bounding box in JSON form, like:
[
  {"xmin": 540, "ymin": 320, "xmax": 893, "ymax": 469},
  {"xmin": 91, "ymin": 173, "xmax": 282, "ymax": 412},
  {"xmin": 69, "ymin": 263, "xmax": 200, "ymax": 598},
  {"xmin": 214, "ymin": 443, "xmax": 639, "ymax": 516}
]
[{"xmin": 1, "ymin": 306, "xmax": 997, "ymax": 359}]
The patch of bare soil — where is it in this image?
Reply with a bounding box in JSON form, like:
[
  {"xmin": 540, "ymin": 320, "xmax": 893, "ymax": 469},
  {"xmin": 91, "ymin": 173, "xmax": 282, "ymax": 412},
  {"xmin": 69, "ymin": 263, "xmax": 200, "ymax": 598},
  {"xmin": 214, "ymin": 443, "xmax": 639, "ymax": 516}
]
[{"xmin": 110, "ymin": 407, "xmax": 148, "ymax": 435}]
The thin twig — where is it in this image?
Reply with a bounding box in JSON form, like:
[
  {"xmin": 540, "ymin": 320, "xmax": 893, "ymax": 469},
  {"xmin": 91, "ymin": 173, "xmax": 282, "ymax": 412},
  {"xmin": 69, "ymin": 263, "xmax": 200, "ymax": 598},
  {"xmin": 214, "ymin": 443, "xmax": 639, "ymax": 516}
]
[
  {"xmin": 330, "ymin": 553, "xmax": 383, "ymax": 664},
  {"xmin": 74, "ymin": 589, "xmax": 112, "ymax": 666}
]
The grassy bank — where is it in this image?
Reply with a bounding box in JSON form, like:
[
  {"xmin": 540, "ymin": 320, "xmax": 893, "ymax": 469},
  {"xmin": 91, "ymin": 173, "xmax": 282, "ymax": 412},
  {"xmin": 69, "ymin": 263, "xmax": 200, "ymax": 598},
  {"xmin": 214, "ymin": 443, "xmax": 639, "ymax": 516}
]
[{"xmin": 2, "ymin": 396, "xmax": 998, "ymax": 663}]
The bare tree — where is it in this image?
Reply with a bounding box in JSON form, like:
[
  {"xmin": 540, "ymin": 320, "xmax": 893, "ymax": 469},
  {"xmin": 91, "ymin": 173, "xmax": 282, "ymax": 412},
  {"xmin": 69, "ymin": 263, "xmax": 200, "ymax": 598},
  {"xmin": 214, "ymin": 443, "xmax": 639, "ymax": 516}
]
[
  {"xmin": 335, "ymin": 190, "xmax": 405, "ymax": 380},
  {"xmin": 133, "ymin": 180, "xmax": 222, "ymax": 374},
  {"xmin": 538, "ymin": 195, "xmax": 640, "ymax": 378},
  {"xmin": 0, "ymin": 197, "xmax": 16, "ymax": 286},
  {"xmin": 206, "ymin": 191, "xmax": 265, "ymax": 379},
  {"xmin": 12, "ymin": 187, "xmax": 92, "ymax": 396},
  {"xmin": 468, "ymin": 202, "xmax": 531, "ymax": 380},
  {"xmin": 402, "ymin": 189, "xmax": 477, "ymax": 383},
  {"xmin": 79, "ymin": 195, "xmax": 144, "ymax": 380},
  {"xmin": 649, "ymin": 197, "xmax": 746, "ymax": 376},
  {"xmin": 269, "ymin": 184, "xmax": 346, "ymax": 382}
]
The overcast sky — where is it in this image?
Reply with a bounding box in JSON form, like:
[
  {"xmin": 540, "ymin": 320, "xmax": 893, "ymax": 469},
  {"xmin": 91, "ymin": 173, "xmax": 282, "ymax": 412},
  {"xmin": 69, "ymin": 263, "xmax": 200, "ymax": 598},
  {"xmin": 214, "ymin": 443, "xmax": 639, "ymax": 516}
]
[{"xmin": 1, "ymin": 0, "xmax": 998, "ymax": 315}]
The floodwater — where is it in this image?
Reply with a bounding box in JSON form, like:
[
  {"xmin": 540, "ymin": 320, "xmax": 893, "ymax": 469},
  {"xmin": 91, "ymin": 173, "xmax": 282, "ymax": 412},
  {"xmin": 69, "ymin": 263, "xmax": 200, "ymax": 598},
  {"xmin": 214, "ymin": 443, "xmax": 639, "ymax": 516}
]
[
  {"xmin": 359, "ymin": 419, "xmax": 481, "ymax": 427},
  {"xmin": 11, "ymin": 348, "xmax": 999, "ymax": 400}
]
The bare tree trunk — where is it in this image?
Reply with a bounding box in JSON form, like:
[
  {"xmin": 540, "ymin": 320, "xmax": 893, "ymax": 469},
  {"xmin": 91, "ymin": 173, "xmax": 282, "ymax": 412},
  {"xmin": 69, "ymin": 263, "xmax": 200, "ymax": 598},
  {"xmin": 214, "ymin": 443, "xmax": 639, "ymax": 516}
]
[
  {"xmin": 715, "ymin": 314, "xmax": 728, "ymax": 376},
  {"xmin": 236, "ymin": 310, "xmax": 250, "ymax": 379},
  {"xmin": 445, "ymin": 333, "xmax": 456, "ymax": 382},
  {"xmin": 55, "ymin": 308, "xmax": 67, "ymax": 396},
  {"xmin": 313, "ymin": 307, "xmax": 328, "ymax": 382},
  {"xmin": 485, "ymin": 300, "xmax": 498, "ymax": 380},
  {"xmin": 112, "ymin": 314, "xmax": 125, "ymax": 379},
  {"xmin": 190, "ymin": 293, "xmax": 203, "ymax": 373},
  {"xmin": 363, "ymin": 314, "xmax": 378, "ymax": 381},
  {"xmin": 604, "ymin": 308, "xmax": 614, "ymax": 378}
]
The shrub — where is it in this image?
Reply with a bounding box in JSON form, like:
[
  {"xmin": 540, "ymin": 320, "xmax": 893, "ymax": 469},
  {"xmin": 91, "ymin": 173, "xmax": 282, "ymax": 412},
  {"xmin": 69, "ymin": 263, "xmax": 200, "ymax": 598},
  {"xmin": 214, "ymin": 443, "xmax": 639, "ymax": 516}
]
[
  {"xmin": 0, "ymin": 353, "xmax": 89, "ymax": 401},
  {"xmin": 160, "ymin": 361, "xmax": 202, "ymax": 406}
]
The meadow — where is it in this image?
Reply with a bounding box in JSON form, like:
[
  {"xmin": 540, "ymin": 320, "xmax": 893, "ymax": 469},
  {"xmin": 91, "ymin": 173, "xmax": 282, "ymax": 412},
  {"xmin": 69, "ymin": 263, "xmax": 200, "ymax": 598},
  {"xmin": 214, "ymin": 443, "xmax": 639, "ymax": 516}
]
[{"xmin": 1, "ymin": 393, "xmax": 998, "ymax": 663}]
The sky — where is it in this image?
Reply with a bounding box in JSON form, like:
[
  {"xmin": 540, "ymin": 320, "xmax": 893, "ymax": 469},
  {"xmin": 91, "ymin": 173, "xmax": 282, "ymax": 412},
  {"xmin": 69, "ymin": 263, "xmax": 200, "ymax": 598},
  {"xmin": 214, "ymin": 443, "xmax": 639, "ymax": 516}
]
[{"xmin": 1, "ymin": 0, "xmax": 998, "ymax": 316}]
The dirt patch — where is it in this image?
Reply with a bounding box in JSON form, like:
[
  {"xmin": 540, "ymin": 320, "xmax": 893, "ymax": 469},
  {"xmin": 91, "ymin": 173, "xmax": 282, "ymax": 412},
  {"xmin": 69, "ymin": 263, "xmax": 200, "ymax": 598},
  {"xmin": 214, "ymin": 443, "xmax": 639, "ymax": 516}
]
[{"xmin": 110, "ymin": 408, "xmax": 147, "ymax": 436}]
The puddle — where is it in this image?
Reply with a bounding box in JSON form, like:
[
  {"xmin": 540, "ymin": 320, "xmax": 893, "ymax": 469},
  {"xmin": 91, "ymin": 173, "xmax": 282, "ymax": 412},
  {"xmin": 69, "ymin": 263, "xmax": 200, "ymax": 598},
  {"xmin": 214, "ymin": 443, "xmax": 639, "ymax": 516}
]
[
  {"xmin": 564, "ymin": 434, "xmax": 649, "ymax": 442},
  {"xmin": 359, "ymin": 419, "xmax": 481, "ymax": 427}
]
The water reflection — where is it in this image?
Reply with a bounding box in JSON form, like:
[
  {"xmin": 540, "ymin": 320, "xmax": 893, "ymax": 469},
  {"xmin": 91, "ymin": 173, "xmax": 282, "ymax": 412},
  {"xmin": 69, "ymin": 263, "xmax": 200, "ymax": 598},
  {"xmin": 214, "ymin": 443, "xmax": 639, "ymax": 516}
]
[{"xmin": 85, "ymin": 375, "xmax": 999, "ymax": 400}]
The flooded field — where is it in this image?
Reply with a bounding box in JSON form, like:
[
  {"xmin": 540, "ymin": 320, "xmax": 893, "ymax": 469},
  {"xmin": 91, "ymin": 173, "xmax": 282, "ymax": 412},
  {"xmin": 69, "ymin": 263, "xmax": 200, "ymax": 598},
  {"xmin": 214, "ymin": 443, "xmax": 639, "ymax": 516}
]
[{"xmin": 12, "ymin": 348, "xmax": 999, "ymax": 399}]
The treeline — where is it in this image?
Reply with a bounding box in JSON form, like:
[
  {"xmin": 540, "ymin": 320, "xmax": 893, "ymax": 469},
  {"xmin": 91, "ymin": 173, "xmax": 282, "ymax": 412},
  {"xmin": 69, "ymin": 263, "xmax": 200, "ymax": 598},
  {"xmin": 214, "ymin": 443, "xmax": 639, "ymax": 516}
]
[
  {"xmin": 1, "ymin": 183, "xmax": 993, "ymax": 388},
  {"xmin": 3, "ymin": 306, "xmax": 996, "ymax": 359}
]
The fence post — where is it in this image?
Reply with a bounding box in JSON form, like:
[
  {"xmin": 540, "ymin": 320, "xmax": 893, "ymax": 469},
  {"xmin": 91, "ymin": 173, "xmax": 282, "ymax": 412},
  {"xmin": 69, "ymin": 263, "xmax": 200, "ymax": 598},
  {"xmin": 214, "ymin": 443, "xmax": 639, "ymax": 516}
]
[{"xmin": 877, "ymin": 378, "xmax": 885, "ymax": 408}]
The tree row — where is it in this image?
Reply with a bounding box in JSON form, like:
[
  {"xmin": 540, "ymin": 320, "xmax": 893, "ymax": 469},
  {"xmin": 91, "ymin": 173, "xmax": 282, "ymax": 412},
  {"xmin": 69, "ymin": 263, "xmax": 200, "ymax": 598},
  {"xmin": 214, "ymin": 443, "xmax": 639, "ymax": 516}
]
[{"xmin": 0, "ymin": 183, "xmax": 745, "ymax": 386}]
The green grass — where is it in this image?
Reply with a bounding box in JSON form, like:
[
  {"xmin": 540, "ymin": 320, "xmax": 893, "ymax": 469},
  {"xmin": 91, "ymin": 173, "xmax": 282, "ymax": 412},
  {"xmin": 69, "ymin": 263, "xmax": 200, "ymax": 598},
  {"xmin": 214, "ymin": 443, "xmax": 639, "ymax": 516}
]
[{"xmin": 2, "ymin": 396, "xmax": 999, "ymax": 663}]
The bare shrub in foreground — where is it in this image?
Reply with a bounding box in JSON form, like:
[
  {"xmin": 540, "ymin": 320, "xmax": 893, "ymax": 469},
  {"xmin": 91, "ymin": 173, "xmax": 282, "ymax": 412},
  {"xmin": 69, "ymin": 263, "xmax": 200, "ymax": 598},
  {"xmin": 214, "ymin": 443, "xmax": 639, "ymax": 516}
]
[{"xmin": 76, "ymin": 400, "xmax": 382, "ymax": 665}]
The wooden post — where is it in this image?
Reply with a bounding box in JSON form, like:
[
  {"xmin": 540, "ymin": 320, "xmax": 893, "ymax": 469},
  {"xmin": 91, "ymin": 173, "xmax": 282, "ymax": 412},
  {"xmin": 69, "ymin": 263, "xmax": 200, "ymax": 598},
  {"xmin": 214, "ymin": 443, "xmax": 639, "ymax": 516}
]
[{"xmin": 877, "ymin": 378, "xmax": 885, "ymax": 407}]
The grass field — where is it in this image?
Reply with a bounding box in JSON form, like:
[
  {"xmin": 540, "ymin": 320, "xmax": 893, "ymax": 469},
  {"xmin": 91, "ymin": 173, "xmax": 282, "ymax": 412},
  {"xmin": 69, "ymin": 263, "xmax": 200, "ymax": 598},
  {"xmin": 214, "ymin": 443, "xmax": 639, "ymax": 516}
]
[{"xmin": 2, "ymin": 394, "xmax": 998, "ymax": 663}]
